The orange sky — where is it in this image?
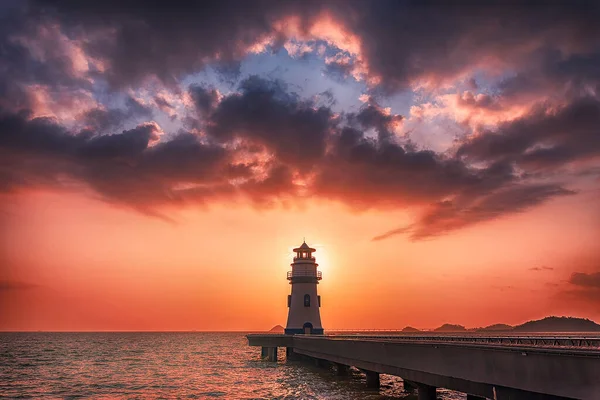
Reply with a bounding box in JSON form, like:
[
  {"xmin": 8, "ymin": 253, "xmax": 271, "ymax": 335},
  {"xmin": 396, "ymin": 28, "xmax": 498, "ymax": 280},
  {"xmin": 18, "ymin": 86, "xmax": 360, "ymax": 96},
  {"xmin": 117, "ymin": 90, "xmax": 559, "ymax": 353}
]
[
  {"xmin": 1, "ymin": 188, "xmax": 598, "ymax": 331},
  {"xmin": 1, "ymin": 2, "xmax": 600, "ymax": 332}
]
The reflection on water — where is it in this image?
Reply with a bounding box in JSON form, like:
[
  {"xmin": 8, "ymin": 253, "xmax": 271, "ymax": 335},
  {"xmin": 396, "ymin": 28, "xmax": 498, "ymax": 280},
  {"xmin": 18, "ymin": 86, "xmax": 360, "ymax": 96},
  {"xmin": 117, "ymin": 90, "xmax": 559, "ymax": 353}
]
[{"xmin": 0, "ymin": 332, "xmax": 465, "ymax": 399}]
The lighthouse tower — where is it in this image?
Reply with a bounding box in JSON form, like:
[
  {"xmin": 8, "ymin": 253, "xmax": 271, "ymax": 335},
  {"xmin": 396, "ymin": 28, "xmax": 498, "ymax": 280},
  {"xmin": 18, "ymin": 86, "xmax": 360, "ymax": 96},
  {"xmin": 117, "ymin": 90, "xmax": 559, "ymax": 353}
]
[{"xmin": 285, "ymin": 240, "xmax": 324, "ymax": 334}]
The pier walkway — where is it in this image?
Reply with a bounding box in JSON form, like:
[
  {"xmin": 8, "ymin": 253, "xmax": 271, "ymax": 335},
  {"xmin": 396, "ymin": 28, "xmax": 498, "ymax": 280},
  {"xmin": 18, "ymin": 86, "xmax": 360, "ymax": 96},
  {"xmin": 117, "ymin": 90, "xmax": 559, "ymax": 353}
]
[{"xmin": 247, "ymin": 333, "xmax": 600, "ymax": 399}]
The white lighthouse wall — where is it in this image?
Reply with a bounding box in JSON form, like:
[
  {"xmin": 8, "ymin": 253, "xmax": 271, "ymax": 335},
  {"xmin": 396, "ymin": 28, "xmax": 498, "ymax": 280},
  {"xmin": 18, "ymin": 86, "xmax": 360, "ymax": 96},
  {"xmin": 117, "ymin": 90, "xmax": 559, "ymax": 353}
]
[{"xmin": 285, "ymin": 282, "xmax": 323, "ymax": 331}]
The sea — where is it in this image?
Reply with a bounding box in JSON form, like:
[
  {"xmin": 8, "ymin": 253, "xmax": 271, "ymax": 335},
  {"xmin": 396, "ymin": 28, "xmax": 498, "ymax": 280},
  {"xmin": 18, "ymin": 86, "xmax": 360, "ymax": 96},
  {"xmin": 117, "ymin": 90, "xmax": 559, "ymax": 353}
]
[{"xmin": 0, "ymin": 332, "xmax": 466, "ymax": 399}]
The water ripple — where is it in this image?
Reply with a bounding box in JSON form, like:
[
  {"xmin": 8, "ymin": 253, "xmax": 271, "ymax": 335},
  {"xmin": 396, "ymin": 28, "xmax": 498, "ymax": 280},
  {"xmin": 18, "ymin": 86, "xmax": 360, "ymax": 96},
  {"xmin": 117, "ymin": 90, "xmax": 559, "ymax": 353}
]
[{"xmin": 0, "ymin": 333, "xmax": 466, "ymax": 399}]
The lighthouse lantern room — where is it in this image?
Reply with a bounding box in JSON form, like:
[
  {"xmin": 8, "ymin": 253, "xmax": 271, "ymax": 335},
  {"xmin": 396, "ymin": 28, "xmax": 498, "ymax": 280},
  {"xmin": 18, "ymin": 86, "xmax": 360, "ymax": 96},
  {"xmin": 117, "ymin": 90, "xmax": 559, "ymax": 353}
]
[{"xmin": 285, "ymin": 240, "xmax": 324, "ymax": 334}]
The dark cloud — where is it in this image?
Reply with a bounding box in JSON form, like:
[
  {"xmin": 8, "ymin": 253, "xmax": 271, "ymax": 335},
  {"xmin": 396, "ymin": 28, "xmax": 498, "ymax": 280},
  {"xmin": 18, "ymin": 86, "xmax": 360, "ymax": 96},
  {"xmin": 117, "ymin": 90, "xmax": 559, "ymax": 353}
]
[
  {"xmin": 529, "ymin": 266, "xmax": 554, "ymax": 271},
  {"xmin": 350, "ymin": 98, "xmax": 403, "ymax": 141},
  {"xmin": 373, "ymin": 184, "xmax": 575, "ymax": 240},
  {"xmin": 0, "ymin": 280, "xmax": 39, "ymax": 291},
  {"xmin": 200, "ymin": 76, "xmax": 333, "ymax": 168},
  {"xmin": 2, "ymin": 0, "xmax": 599, "ymax": 246},
  {"xmin": 457, "ymin": 97, "xmax": 600, "ymax": 171},
  {"xmin": 314, "ymin": 128, "xmax": 517, "ymax": 212},
  {"xmin": 0, "ymin": 108, "xmax": 228, "ymax": 209},
  {"xmin": 27, "ymin": 0, "xmax": 319, "ymax": 87},
  {"xmin": 563, "ymin": 270, "xmax": 600, "ymax": 305},
  {"xmin": 189, "ymin": 85, "xmax": 219, "ymax": 116},
  {"xmin": 154, "ymin": 95, "xmax": 174, "ymax": 113},
  {"xmin": 0, "ymin": 0, "xmax": 596, "ymax": 101},
  {"xmin": 82, "ymin": 97, "xmax": 153, "ymax": 132},
  {"xmin": 570, "ymin": 272, "xmax": 600, "ymax": 289},
  {"xmin": 337, "ymin": 1, "xmax": 600, "ymax": 92}
]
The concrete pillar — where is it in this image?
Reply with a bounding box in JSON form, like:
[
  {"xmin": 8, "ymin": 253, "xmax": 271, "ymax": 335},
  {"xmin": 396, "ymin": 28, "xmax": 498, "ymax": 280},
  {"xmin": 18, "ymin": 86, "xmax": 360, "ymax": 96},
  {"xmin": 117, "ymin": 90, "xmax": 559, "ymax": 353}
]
[
  {"xmin": 267, "ymin": 347, "xmax": 277, "ymax": 362},
  {"xmin": 314, "ymin": 358, "xmax": 330, "ymax": 368},
  {"xmin": 365, "ymin": 371, "xmax": 380, "ymax": 388},
  {"xmin": 466, "ymin": 395, "xmax": 487, "ymax": 400},
  {"xmin": 335, "ymin": 363, "xmax": 349, "ymax": 376},
  {"xmin": 285, "ymin": 347, "xmax": 299, "ymax": 360},
  {"xmin": 417, "ymin": 383, "xmax": 436, "ymax": 400},
  {"xmin": 261, "ymin": 346, "xmax": 268, "ymax": 359},
  {"xmin": 403, "ymin": 379, "xmax": 418, "ymax": 392}
]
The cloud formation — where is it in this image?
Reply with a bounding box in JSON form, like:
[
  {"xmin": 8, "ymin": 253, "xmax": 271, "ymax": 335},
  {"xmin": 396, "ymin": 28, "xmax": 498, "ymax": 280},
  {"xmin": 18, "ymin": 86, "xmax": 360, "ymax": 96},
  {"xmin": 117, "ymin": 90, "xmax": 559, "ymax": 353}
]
[{"xmin": 0, "ymin": 1, "xmax": 598, "ymax": 240}]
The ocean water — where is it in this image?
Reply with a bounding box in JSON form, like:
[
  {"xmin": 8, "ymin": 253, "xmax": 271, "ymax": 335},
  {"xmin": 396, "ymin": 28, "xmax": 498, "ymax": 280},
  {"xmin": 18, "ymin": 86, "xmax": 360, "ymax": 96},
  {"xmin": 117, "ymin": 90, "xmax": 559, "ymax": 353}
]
[{"xmin": 0, "ymin": 332, "xmax": 465, "ymax": 399}]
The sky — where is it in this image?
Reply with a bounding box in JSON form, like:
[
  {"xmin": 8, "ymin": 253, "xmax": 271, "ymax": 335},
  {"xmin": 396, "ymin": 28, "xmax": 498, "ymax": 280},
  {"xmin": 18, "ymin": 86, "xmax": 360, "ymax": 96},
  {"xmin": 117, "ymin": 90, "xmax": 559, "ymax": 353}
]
[{"xmin": 1, "ymin": 0, "xmax": 599, "ymax": 331}]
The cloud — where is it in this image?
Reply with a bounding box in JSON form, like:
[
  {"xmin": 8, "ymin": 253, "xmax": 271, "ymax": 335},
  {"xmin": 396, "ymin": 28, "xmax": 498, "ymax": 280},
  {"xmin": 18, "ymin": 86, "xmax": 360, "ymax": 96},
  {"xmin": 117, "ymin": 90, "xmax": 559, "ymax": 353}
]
[
  {"xmin": 200, "ymin": 76, "xmax": 333, "ymax": 168},
  {"xmin": 372, "ymin": 184, "xmax": 575, "ymax": 240},
  {"xmin": 2, "ymin": 65, "xmax": 588, "ymax": 240},
  {"xmin": 0, "ymin": 280, "xmax": 39, "ymax": 291},
  {"xmin": 457, "ymin": 97, "xmax": 600, "ymax": 172},
  {"xmin": 24, "ymin": 0, "xmax": 312, "ymax": 88},
  {"xmin": 562, "ymin": 271, "xmax": 600, "ymax": 305},
  {"xmin": 529, "ymin": 266, "xmax": 554, "ymax": 271},
  {"xmin": 81, "ymin": 97, "xmax": 153, "ymax": 133},
  {"xmin": 3, "ymin": 0, "xmax": 600, "ymax": 248},
  {"xmin": 570, "ymin": 272, "xmax": 600, "ymax": 289}
]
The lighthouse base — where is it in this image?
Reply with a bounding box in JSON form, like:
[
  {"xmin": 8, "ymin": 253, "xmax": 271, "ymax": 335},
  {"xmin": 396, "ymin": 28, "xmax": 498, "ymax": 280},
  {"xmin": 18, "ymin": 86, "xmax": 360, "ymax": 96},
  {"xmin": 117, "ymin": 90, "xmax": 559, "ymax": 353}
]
[{"xmin": 284, "ymin": 328, "xmax": 324, "ymax": 335}]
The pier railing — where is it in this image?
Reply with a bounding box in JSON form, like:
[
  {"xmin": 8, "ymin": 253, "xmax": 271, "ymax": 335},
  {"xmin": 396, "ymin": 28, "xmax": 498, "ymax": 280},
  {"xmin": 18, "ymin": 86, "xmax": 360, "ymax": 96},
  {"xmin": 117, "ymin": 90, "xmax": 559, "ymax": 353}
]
[{"xmin": 320, "ymin": 334, "xmax": 600, "ymax": 348}]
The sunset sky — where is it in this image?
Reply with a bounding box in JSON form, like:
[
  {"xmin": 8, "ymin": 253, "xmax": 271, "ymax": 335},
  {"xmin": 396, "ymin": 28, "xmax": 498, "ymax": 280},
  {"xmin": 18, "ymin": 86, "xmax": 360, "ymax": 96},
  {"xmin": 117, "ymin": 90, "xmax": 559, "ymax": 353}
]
[{"xmin": 1, "ymin": 1, "xmax": 599, "ymax": 331}]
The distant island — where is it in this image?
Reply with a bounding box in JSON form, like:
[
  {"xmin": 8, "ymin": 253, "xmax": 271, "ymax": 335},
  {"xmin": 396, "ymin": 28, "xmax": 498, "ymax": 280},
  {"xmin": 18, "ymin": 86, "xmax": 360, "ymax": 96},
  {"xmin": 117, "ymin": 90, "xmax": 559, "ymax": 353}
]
[
  {"xmin": 270, "ymin": 316, "xmax": 600, "ymax": 333},
  {"xmin": 269, "ymin": 325, "xmax": 285, "ymax": 333},
  {"xmin": 401, "ymin": 326, "xmax": 421, "ymax": 332},
  {"xmin": 512, "ymin": 316, "xmax": 600, "ymax": 332},
  {"xmin": 431, "ymin": 316, "xmax": 600, "ymax": 333},
  {"xmin": 434, "ymin": 323, "xmax": 467, "ymax": 332},
  {"xmin": 474, "ymin": 324, "xmax": 514, "ymax": 332}
]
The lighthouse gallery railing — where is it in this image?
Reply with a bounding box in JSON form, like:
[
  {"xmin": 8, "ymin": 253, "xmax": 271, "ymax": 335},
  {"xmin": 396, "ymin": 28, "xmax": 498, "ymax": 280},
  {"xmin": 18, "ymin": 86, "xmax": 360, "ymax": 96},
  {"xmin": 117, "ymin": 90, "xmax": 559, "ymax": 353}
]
[{"xmin": 287, "ymin": 270, "xmax": 322, "ymax": 280}]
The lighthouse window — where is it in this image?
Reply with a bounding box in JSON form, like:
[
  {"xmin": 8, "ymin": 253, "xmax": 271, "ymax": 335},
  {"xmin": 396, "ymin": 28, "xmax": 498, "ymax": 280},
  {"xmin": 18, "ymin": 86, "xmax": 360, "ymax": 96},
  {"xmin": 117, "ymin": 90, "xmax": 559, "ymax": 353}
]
[
  {"xmin": 287, "ymin": 295, "xmax": 291, "ymax": 307},
  {"xmin": 304, "ymin": 294, "xmax": 310, "ymax": 307}
]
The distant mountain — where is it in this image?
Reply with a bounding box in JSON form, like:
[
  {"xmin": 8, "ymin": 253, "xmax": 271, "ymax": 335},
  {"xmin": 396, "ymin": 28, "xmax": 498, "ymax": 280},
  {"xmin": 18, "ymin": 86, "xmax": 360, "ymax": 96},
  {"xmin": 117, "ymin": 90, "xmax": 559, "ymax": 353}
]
[
  {"xmin": 269, "ymin": 325, "xmax": 285, "ymax": 333},
  {"xmin": 434, "ymin": 323, "xmax": 467, "ymax": 332},
  {"xmin": 513, "ymin": 316, "xmax": 600, "ymax": 332},
  {"xmin": 402, "ymin": 326, "xmax": 421, "ymax": 332},
  {"xmin": 474, "ymin": 324, "xmax": 514, "ymax": 332}
]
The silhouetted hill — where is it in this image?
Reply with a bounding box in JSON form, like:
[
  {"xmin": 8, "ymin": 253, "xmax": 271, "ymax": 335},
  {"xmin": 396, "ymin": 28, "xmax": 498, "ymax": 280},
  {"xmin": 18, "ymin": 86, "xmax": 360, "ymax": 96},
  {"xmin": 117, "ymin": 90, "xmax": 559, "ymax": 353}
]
[
  {"xmin": 402, "ymin": 326, "xmax": 421, "ymax": 332},
  {"xmin": 269, "ymin": 325, "xmax": 284, "ymax": 333},
  {"xmin": 474, "ymin": 324, "xmax": 514, "ymax": 332},
  {"xmin": 513, "ymin": 316, "xmax": 600, "ymax": 332},
  {"xmin": 434, "ymin": 323, "xmax": 466, "ymax": 332}
]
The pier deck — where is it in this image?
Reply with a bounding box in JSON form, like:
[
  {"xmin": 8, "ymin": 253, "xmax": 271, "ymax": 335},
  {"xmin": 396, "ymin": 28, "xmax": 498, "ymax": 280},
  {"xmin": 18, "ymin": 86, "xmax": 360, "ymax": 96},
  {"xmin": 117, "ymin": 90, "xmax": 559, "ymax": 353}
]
[{"xmin": 247, "ymin": 333, "xmax": 600, "ymax": 399}]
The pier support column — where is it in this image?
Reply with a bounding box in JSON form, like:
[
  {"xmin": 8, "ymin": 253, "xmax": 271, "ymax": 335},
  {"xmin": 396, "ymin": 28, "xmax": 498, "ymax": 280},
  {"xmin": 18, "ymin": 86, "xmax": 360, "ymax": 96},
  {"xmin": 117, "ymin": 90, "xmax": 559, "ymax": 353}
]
[
  {"xmin": 285, "ymin": 347, "xmax": 299, "ymax": 360},
  {"xmin": 365, "ymin": 371, "xmax": 380, "ymax": 388},
  {"xmin": 266, "ymin": 347, "xmax": 277, "ymax": 362},
  {"xmin": 466, "ymin": 395, "xmax": 486, "ymax": 400},
  {"xmin": 314, "ymin": 358, "xmax": 329, "ymax": 368},
  {"xmin": 417, "ymin": 383, "xmax": 437, "ymax": 400},
  {"xmin": 403, "ymin": 379, "xmax": 418, "ymax": 392},
  {"xmin": 335, "ymin": 363, "xmax": 349, "ymax": 376}
]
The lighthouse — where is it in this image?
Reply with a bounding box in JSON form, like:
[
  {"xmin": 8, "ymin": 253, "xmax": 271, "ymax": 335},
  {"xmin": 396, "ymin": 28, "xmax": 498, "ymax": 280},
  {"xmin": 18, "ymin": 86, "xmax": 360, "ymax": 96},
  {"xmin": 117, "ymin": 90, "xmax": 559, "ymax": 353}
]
[{"xmin": 285, "ymin": 240, "xmax": 324, "ymax": 334}]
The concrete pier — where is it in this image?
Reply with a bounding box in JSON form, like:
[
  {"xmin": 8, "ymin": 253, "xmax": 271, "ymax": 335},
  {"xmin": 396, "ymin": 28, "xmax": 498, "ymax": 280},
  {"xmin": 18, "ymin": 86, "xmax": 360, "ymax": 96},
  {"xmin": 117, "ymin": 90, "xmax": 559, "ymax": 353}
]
[
  {"xmin": 403, "ymin": 379, "xmax": 418, "ymax": 392},
  {"xmin": 364, "ymin": 370, "xmax": 380, "ymax": 388},
  {"xmin": 248, "ymin": 333, "xmax": 600, "ymax": 399},
  {"xmin": 261, "ymin": 346, "xmax": 277, "ymax": 361},
  {"xmin": 467, "ymin": 394, "xmax": 487, "ymax": 400},
  {"xmin": 335, "ymin": 363, "xmax": 349, "ymax": 376},
  {"xmin": 417, "ymin": 383, "xmax": 437, "ymax": 400}
]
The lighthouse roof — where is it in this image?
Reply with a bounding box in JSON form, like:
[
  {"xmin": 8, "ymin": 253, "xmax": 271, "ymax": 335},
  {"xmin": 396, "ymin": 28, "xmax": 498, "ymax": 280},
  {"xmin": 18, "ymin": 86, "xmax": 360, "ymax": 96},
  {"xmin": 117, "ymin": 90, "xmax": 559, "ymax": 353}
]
[{"xmin": 293, "ymin": 240, "xmax": 316, "ymax": 252}]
